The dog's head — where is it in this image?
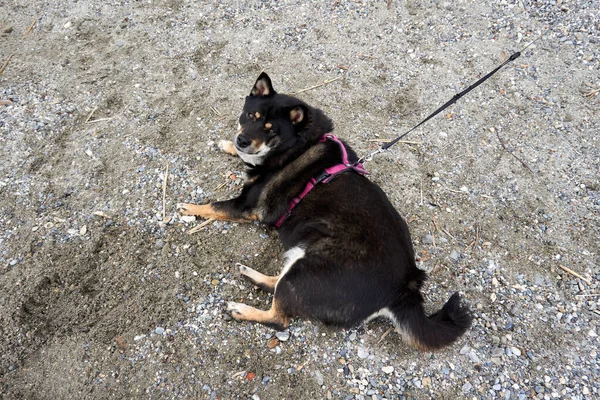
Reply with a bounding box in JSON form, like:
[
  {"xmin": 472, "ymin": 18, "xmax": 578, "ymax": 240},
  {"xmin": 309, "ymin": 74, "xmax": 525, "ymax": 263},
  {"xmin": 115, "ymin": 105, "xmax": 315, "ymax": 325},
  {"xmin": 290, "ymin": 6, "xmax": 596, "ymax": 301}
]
[{"xmin": 234, "ymin": 72, "xmax": 331, "ymax": 167}]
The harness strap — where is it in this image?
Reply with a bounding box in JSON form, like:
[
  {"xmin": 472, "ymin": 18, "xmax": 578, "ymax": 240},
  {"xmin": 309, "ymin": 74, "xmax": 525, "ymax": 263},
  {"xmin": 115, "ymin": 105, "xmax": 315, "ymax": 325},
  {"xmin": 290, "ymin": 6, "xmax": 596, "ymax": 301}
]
[{"xmin": 275, "ymin": 134, "xmax": 368, "ymax": 228}]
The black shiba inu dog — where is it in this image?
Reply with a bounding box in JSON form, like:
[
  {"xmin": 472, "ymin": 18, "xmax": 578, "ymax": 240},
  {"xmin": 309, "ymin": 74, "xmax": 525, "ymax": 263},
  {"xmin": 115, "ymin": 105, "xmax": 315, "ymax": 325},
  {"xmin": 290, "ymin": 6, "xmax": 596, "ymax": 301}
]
[{"xmin": 178, "ymin": 73, "xmax": 471, "ymax": 350}]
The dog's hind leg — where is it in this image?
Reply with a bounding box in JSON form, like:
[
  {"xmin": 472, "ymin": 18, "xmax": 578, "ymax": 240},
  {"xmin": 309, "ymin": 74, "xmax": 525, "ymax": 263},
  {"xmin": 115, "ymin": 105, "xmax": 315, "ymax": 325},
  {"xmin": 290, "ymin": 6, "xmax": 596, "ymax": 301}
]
[
  {"xmin": 227, "ymin": 298, "xmax": 290, "ymax": 331},
  {"xmin": 218, "ymin": 140, "xmax": 238, "ymax": 156},
  {"xmin": 237, "ymin": 263, "xmax": 279, "ymax": 293}
]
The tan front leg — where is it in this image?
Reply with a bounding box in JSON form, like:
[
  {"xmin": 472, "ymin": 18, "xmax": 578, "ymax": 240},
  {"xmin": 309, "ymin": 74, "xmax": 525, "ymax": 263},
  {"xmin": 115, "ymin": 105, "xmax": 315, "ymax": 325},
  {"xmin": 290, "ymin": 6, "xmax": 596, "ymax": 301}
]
[{"xmin": 176, "ymin": 203, "xmax": 258, "ymax": 222}]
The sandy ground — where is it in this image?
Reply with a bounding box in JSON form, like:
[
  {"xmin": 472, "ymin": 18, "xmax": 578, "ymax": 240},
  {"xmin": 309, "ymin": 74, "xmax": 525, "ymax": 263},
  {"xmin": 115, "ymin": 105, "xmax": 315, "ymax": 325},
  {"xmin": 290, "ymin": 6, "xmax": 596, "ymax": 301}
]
[{"xmin": 1, "ymin": 0, "xmax": 599, "ymax": 399}]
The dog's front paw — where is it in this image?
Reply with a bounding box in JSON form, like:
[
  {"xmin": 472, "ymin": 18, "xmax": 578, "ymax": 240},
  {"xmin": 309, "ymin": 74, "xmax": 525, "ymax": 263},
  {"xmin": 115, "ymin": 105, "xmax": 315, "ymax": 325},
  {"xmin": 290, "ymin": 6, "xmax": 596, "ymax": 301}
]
[
  {"xmin": 227, "ymin": 301, "xmax": 251, "ymax": 320},
  {"xmin": 177, "ymin": 203, "xmax": 196, "ymax": 216},
  {"xmin": 218, "ymin": 140, "xmax": 238, "ymax": 156},
  {"xmin": 237, "ymin": 263, "xmax": 250, "ymax": 275}
]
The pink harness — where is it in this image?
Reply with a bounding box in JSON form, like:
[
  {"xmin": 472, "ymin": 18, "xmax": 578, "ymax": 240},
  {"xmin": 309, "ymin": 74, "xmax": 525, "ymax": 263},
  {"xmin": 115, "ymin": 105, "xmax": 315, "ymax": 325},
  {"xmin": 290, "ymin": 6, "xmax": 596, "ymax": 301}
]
[{"xmin": 275, "ymin": 134, "xmax": 369, "ymax": 228}]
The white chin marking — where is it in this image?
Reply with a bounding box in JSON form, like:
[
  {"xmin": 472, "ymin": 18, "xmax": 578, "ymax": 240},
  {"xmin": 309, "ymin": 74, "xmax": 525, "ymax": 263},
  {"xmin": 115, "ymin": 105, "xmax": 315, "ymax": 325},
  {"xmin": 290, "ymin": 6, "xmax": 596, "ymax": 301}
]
[
  {"xmin": 275, "ymin": 246, "xmax": 305, "ymax": 292},
  {"xmin": 238, "ymin": 143, "xmax": 270, "ymax": 166}
]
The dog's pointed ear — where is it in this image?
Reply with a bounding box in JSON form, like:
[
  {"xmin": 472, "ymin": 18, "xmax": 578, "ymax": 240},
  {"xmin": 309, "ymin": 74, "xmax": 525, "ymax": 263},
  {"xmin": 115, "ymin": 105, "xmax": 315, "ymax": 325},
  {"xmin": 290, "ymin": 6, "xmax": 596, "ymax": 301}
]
[
  {"xmin": 250, "ymin": 72, "xmax": 276, "ymax": 97},
  {"xmin": 290, "ymin": 105, "xmax": 307, "ymax": 125}
]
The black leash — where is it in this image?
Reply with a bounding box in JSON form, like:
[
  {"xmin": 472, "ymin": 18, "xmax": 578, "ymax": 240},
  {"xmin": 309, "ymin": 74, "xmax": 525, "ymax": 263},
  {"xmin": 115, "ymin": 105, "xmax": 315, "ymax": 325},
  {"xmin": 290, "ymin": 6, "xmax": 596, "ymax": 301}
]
[{"xmin": 357, "ymin": 34, "xmax": 544, "ymax": 164}]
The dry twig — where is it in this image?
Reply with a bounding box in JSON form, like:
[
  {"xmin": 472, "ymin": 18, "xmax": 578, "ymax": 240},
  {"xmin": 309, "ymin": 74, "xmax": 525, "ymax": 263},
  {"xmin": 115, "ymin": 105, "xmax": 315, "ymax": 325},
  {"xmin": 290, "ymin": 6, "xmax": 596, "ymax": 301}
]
[
  {"xmin": 187, "ymin": 218, "xmax": 215, "ymax": 234},
  {"xmin": 24, "ymin": 15, "xmax": 38, "ymax": 38},
  {"xmin": 231, "ymin": 370, "xmax": 246, "ymax": 379},
  {"xmin": 291, "ymin": 76, "xmax": 343, "ymax": 95},
  {"xmin": 495, "ymin": 129, "xmax": 535, "ymax": 174},
  {"xmin": 86, "ymin": 117, "xmax": 114, "ymax": 123},
  {"xmin": 584, "ymin": 88, "xmax": 600, "ymax": 98},
  {"xmin": 558, "ymin": 265, "xmax": 591, "ymax": 284},
  {"xmin": 84, "ymin": 107, "xmax": 97, "ymax": 124},
  {"xmin": 377, "ymin": 327, "xmax": 394, "ymax": 344},
  {"xmin": 441, "ymin": 228, "xmax": 455, "ymax": 239},
  {"xmin": 162, "ymin": 162, "xmax": 169, "ymax": 221},
  {"xmin": 467, "ymin": 224, "xmax": 480, "ymax": 251},
  {"xmin": 0, "ymin": 54, "xmax": 14, "ymax": 75},
  {"xmin": 214, "ymin": 180, "xmax": 228, "ymax": 191},
  {"xmin": 92, "ymin": 211, "xmax": 111, "ymax": 219},
  {"xmin": 432, "ymin": 216, "xmax": 440, "ymax": 233}
]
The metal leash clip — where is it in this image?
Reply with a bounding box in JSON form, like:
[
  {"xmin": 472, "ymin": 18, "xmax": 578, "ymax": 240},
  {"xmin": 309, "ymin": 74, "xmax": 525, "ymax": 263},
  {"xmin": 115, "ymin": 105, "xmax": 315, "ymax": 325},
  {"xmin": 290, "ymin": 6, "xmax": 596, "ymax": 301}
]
[{"xmin": 357, "ymin": 148, "xmax": 386, "ymax": 165}]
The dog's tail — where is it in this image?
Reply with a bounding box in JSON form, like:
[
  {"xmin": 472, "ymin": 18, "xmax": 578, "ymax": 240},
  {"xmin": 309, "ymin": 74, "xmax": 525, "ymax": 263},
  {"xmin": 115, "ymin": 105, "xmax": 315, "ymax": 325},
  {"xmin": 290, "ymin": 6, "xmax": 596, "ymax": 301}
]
[{"xmin": 389, "ymin": 292, "xmax": 472, "ymax": 351}]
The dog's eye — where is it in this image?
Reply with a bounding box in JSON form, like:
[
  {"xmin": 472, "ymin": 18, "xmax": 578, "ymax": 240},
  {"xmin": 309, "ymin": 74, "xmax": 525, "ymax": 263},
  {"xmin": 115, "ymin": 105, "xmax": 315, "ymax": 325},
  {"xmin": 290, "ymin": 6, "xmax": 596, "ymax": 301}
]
[
  {"xmin": 264, "ymin": 122, "xmax": 276, "ymax": 135},
  {"xmin": 246, "ymin": 112, "xmax": 254, "ymax": 120}
]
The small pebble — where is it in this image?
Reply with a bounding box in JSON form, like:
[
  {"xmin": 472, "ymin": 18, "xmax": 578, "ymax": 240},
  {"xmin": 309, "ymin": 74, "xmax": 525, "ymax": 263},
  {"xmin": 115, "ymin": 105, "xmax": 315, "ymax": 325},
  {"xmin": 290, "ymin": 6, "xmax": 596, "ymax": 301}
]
[
  {"xmin": 422, "ymin": 234, "xmax": 434, "ymax": 244},
  {"xmin": 381, "ymin": 366, "xmax": 394, "ymax": 374},
  {"xmin": 314, "ymin": 370, "xmax": 324, "ymax": 386},
  {"xmin": 357, "ymin": 347, "xmax": 369, "ymax": 359}
]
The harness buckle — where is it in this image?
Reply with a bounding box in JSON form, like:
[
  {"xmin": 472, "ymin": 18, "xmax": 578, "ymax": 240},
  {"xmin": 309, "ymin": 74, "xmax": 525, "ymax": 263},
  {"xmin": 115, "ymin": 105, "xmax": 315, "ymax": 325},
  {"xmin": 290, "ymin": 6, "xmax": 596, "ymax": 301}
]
[{"xmin": 314, "ymin": 170, "xmax": 331, "ymax": 183}]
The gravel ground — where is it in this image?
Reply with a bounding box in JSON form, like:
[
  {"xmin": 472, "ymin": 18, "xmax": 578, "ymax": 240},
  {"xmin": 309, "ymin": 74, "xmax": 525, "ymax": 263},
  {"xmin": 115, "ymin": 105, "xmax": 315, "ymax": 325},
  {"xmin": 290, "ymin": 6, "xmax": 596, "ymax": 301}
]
[{"xmin": 1, "ymin": 0, "xmax": 599, "ymax": 399}]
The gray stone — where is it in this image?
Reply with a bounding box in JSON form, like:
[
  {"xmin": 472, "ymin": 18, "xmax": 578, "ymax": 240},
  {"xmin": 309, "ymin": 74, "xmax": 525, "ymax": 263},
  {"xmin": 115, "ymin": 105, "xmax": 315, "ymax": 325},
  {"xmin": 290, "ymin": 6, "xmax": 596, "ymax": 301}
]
[
  {"xmin": 314, "ymin": 370, "xmax": 324, "ymax": 386},
  {"xmin": 357, "ymin": 346, "xmax": 369, "ymax": 359},
  {"xmin": 422, "ymin": 234, "xmax": 434, "ymax": 244},
  {"xmin": 510, "ymin": 346, "xmax": 522, "ymax": 357}
]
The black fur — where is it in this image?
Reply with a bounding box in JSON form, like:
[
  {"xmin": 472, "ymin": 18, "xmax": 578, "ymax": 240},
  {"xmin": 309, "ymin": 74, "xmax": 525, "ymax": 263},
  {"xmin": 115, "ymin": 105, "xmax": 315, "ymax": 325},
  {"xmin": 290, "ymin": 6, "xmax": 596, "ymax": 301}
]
[{"xmin": 214, "ymin": 73, "xmax": 472, "ymax": 350}]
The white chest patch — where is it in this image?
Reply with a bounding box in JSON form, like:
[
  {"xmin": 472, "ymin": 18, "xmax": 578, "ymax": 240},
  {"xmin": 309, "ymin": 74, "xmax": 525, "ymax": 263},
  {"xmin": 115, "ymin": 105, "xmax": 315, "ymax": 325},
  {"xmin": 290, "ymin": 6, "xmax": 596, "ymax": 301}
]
[{"xmin": 275, "ymin": 246, "xmax": 305, "ymax": 291}]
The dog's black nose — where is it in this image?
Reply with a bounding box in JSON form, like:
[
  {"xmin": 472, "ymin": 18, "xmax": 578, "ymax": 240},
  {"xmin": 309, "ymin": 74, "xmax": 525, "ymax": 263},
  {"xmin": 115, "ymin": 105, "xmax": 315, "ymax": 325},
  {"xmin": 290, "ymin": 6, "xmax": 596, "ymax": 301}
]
[{"xmin": 236, "ymin": 135, "xmax": 251, "ymax": 149}]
